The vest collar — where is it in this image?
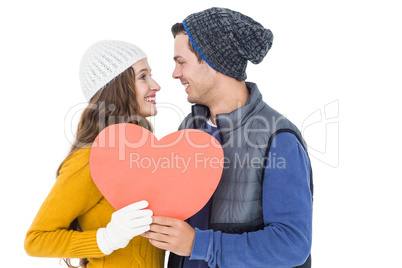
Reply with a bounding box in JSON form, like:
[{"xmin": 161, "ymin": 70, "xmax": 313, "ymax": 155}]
[{"xmin": 190, "ymin": 82, "xmax": 265, "ymax": 144}]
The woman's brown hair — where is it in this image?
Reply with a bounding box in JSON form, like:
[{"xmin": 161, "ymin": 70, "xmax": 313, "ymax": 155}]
[{"xmin": 60, "ymin": 66, "xmax": 152, "ymax": 267}]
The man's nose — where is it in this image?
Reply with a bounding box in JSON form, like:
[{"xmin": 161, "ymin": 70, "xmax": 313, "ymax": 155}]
[{"xmin": 172, "ymin": 66, "xmax": 181, "ymax": 79}]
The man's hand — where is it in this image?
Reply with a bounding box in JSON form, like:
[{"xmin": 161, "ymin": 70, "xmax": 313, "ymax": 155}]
[{"xmin": 142, "ymin": 216, "xmax": 195, "ymax": 256}]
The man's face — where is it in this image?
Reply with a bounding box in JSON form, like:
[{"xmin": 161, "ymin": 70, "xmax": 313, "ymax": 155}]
[{"xmin": 172, "ymin": 34, "xmax": 216, "ymax": 105}]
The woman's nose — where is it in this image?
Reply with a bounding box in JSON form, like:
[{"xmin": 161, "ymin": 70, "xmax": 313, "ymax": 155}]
[{"xmin": 151, "ymin": 78, "xmax": 161, "ymax": 91}]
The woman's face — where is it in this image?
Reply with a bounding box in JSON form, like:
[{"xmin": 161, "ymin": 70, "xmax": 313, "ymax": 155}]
[{"xmin": 132, "ymin": 59, "xmax": 161, "ymax": 118}]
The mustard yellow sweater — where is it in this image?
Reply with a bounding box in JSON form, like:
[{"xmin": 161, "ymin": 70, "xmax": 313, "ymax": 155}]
[{"xmin": 25, "ymin": 148, "xmax": 164, "ymax": 267}]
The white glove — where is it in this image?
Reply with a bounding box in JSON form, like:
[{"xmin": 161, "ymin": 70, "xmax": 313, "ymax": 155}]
[{"xmin": 96, "ymin": 200, "xmax": 152, "ymax": 255}]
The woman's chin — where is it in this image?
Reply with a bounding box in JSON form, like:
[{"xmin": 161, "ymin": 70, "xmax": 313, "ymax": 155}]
[{"xmin": 138, "ymin": 109, "xmax": 157, "ymax": 118}]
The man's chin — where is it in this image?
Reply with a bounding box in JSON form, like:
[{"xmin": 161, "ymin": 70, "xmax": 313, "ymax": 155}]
[{"xmin": 187, "ymin": 96, "xmax": 196, "ymax": 104}]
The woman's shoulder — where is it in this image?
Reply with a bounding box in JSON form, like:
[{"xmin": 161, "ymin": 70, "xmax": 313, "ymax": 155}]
[
  {"xmin": 69, "ymin": 147, "xmax": 92, "ymax": 161},
  {"xmin": 59, "ymin": 147, "xmax": 92, "ymax": 176}
]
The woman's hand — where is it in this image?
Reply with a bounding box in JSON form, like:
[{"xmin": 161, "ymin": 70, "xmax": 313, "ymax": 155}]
[{"xmin": 96, "ymin": 200, "xmax": 153, "ymax": 255}]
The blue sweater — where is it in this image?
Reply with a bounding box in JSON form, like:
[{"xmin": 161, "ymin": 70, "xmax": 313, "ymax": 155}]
[{"xmin": 184, "ymin": 122, "xmax": 312, "ymax": 267}]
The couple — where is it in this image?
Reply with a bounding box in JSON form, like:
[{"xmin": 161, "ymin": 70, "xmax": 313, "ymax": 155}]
[{"xmin": 25, "ymin": 7, "xmax": 313, "ymax": 268}]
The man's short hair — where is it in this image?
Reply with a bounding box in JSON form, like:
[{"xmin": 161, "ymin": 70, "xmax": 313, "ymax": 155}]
[{"xmin": 171, "ymin": 23, "xmax": 204, "ymax": 63}]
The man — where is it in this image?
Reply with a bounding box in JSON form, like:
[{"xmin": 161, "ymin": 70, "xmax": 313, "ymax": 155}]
[{"xmin": 142, "ymin": 7, "xmax": 313, "ymax": 268}]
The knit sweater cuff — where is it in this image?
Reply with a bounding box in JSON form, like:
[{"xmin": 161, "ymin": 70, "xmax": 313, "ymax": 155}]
[
  {"xmin": 189, "ymin": 228, "xmax": 212, "ymax": 261},
  {"xmin": 71, "ymin": 230, "xmax": 106, "ymax": 258}
]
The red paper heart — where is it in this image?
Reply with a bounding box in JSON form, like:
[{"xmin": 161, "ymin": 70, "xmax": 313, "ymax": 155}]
[{"xmin": 89, "ymin": 123, "xmax": 223, "ymax": 220}]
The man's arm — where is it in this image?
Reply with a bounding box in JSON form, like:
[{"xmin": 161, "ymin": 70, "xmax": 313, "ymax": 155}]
[{"xmin": 143, "ymin": 132, "xmax": 312, "ymax": 267}]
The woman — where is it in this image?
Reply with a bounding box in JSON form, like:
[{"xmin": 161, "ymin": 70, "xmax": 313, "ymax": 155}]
[{"xmin": 24, "ymin": 40, "xmax": 164, "ymax": 267}]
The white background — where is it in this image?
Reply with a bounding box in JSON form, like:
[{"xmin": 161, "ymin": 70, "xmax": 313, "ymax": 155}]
[{"xmin": 1, "ymin": 0, "xmax": 401, "ymax": 267}]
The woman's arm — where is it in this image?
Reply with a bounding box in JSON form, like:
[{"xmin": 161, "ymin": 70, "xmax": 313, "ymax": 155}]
[{"xmin": 24, "ymin": 149, "xmax": 105, "ymax": 258}]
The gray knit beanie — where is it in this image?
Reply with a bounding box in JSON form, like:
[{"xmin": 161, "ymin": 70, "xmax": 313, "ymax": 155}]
[
  {"xmin": 183, "ymin": 7, "xmax": 273, "ymax": 81},
  {"xmin": 79, "ymin": 40, "xmax": 147, "ymax": 101}
]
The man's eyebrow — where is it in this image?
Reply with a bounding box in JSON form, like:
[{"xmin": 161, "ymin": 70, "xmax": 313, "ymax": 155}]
[{"xmin": 173, "ymin": 56, "xmax": 183, "ymax": 61}]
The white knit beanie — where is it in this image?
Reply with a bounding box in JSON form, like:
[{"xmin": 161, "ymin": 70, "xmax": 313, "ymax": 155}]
[{"xmin": 79, "ymin": 40, "xmax": 147, "ymax": 101}]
